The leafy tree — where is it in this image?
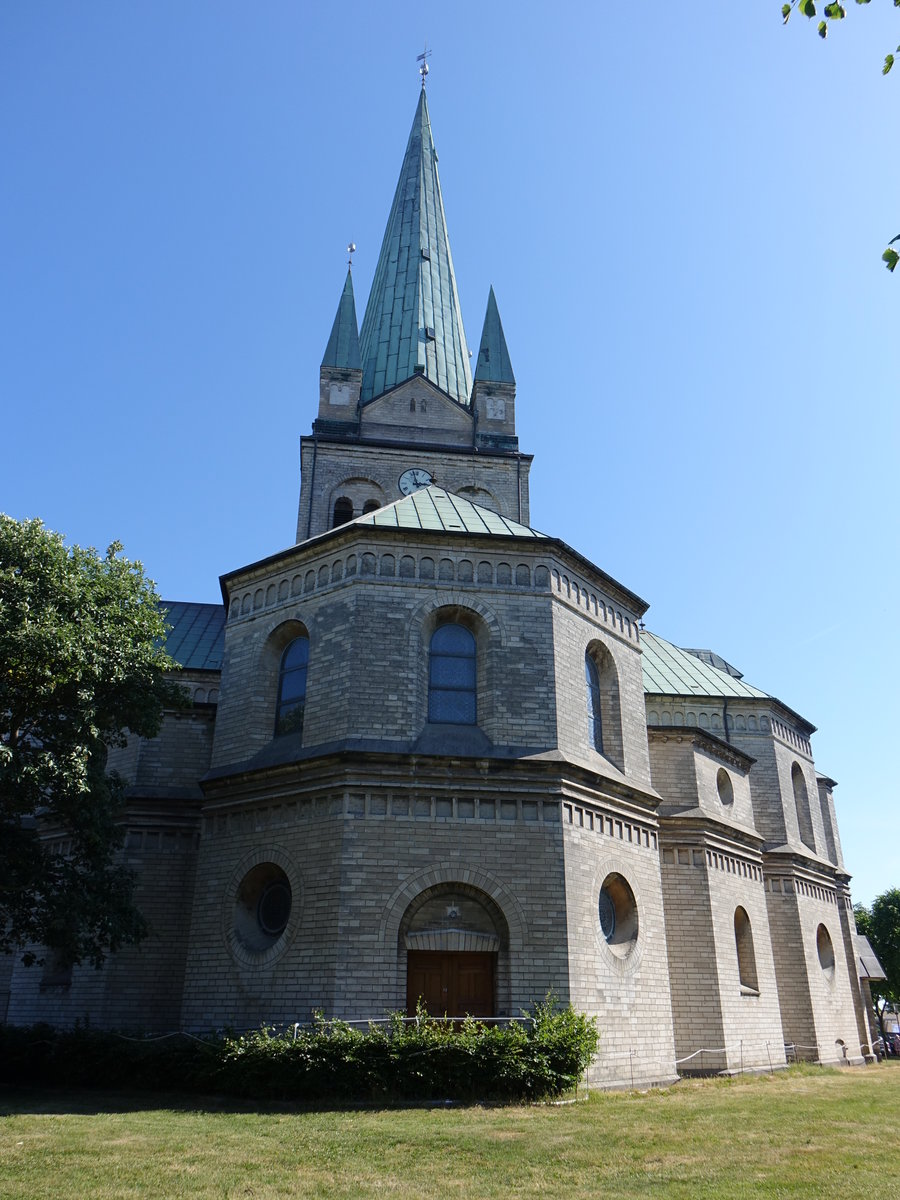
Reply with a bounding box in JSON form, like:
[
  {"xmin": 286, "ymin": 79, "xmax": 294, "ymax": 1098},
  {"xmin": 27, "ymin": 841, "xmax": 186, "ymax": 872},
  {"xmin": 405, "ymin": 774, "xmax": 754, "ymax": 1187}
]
[
  {"xmin": 781, "ymin": 1, "xmax": 900, "ymax": 270},
  {"xmin": 0, "ymin": 515, "xmax": 184, "ymax": 969},
  {"xmin": 854, "ymin": 888, "xmax": 900, "ymax": 1040}
]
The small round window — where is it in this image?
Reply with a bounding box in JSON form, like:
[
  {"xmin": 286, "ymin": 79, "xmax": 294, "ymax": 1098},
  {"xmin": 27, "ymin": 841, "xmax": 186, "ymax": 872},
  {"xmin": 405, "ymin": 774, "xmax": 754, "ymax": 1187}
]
[
  {"xmin": 598, "ymin": 890, "xmax": 616, "ymax": 939},
  {"xmin": 257, "ymin": 878, "xmax": 292, "ymax": 936},
  {"xmin": 598, "ymin": 873, "xmax": 639, "ymax": 958},
  {"xmin": 716, "ymin": 768, "xmax": 734, "ymax": 806},
  {"xmin": 816, "ymin": 923, "xmax": 835, "ymax": 983},
  {"xmin": 234, "ymin": 863, "xmax": 293, "ymax": 955}
]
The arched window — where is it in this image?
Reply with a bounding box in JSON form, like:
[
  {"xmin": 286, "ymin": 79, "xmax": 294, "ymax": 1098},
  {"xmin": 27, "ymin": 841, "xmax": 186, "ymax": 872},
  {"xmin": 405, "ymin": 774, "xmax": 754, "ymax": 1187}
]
[
  {"xmin": 362, "ymin": 499, "xmax": 380, "ymax": 514},
  {"xmin": 275, "ymin": 636, "xmax": 309, "ymax": 736},
  {"xmin": 332, "ymin": 497, "xmax": 354, "ymax": 527},
  {"xmin": 816, "ymin": 923, "xmax": 836, "ymax": 982},
  {"xmin": 734, "ymin": 907, "xmax": 759, "ymax": 993},
  {"xmin": 791, "ymin": 762, "xmax": 816, "ymax": 851},
  {"xmin": 585, "ymin": 654, "xmax": 603, "ymax": 752},
  {"xmin": 584, "ymin": 643, "xmax": 623, "ymax": 767},
  {"xmin": 428, "ymin": 623, "xmax": 476, "ymax": 724}
]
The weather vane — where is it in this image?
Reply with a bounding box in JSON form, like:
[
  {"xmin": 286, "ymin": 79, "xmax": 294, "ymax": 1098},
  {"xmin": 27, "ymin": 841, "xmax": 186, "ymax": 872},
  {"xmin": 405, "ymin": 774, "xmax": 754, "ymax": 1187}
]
[
  {"xmin": 347, "ymin": 242, "xmax": 356, "ymax": 269},
  {"xmin": 417, "ymin": 43, "xmax": 431, "ymax": 88}
]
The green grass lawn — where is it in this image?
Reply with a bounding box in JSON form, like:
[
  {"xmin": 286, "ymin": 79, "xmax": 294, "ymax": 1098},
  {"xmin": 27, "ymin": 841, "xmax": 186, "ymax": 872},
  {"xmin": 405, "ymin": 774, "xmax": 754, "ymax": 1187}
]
[{"xmin": 1, "ymin": 1062, "xmax": 898, "ymax": 1199}]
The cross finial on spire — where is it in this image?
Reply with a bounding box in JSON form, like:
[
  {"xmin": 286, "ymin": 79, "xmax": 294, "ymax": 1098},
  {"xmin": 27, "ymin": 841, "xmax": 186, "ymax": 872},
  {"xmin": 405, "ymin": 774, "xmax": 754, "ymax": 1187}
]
[
  {"xmin": 347, "ymin": 241, "xmax": 356, "ymax": 270},
  {"xmin": 417, "ymin": 43, "xmax": 431, "ymax": 88}
]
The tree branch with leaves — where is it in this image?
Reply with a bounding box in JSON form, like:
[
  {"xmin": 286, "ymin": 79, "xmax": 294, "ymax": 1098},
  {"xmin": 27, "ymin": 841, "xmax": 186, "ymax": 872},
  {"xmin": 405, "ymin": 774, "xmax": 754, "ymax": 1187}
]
[
  {"xmin": 782, "ymin": 0, "xmax": 900, "ymax": 269},
  {"xmin": 855, "ymin": 889, "xmax": 900, "ymax": 1043},
  {"xmin": 0, "ymin": 515, "xmax": 185, "ymax": 969}
]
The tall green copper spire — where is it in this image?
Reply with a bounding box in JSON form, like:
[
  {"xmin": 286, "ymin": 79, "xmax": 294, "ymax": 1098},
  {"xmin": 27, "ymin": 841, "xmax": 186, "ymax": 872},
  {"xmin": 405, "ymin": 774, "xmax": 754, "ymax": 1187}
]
[
  {"xmin": 358, "ymin": 89, "xmax": 473, "ymax": 405},
  {"xmin": 473, "ymin": 286, "xmax": 515, "ymax": 385},
  {"xmin": 321, "ymin": 268, "xmax": 361, "ymax": 370}
]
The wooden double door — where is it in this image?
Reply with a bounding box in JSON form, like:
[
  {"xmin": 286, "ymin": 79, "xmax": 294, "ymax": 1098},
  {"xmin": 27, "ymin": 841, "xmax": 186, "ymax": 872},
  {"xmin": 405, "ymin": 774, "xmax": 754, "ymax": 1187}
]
[{"xmin": 406, "ymin": 950, "xmax": 496, "ymax": 1018}]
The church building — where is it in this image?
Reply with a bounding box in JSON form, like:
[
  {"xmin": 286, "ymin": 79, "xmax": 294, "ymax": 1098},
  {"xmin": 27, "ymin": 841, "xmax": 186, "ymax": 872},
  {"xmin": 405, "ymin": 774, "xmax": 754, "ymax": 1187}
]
[{"xmin": 1, "ymin": 85, "xmax": 878, "ymax": 1087}]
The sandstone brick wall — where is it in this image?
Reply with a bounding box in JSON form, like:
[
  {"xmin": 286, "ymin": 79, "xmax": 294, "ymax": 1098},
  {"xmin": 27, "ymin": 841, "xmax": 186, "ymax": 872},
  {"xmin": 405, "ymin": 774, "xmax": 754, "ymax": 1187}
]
[
  {"xmin": 658, "ymin": 843, "xmax": 722, "ymax": 1064},
  {"xmin": 763, "ymin": 872, "xmax": 863, "ymax": 1063},
  {"xmin": 180, "ymin": 763, "xmax": 573, "ymax": 1030},
  {"xmin": 552, "ymin": 601, "xmax": 651, "ymax": 788},
  {"xmin": 214, "ymin": 538, "xmax": 563, "ymax": 769},
  {"xmin": 816, "ymin": 778, "xmax": 845, "ymax": 869},
  {"xmin": 107, "ymin": 672, "xmax": 217, "ymax": 795},
  {"xmin": 6, "ymin": 823, "xmax": 199, "ymax": 1032},
  {"xmin": 698, "ymin": 855, "xmax": 785, "ymax": 1070},
  {"xmin": 560, "ymin": 792, "xmax": 677, "ymax": 1087},
  {"xmin": 648, "ymin": 727, "xmax": 787, "ymax": 1072},
  {"xmin": 834, "ymin": 881, "xmax": 872, "ymax": 1056},
  {"xmin": 726, "ymin": 719, "xmax": 837, "ymax": 866}
]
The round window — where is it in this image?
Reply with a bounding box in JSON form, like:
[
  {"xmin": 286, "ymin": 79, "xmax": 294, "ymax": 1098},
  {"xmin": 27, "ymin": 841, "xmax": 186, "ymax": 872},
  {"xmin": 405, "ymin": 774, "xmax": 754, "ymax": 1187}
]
[
  {"xmin": 234, "ymin": 863, "xmax": 293, "ymax": 954},
  {"xmin": 598, "ymin": 873, "xmax": 639, "ymax": 958},
  {"xmin": 816, "ymin": 923, "xmax": 835, "ymax": 983},
  {"xmin": 598, "ymin": 890, "xmax": 616, "ymax": 939},
  {"xmin": 257, "ymin": 879, "xmax": 292, "ymax": 936},
  {"xmin": 716, "ymin": 768, "xmax": 734, "ymax": 806}
]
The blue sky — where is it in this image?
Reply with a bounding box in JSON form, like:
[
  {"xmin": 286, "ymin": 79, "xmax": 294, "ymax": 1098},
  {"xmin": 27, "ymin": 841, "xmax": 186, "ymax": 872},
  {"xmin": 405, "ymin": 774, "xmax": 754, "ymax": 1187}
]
[{"xmin": 2, "ymin": 2, "xmax": 897, "ymax": 905}]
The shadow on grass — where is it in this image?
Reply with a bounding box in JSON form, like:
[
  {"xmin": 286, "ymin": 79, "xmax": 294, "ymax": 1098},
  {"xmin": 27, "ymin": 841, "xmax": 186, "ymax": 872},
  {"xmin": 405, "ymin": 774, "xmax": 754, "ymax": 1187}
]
[
  {"xmin": 3, "ymin": 1062, "xmax": 876, "ymax": 1117},
  {"xmin": 0, "ymin": 1085, "xmax": 510, "ymax": 1118}
]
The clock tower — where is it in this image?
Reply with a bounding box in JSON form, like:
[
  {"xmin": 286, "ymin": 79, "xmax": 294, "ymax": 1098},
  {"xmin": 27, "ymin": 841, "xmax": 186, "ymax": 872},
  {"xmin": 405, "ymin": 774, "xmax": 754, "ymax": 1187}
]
[{"xmin": 295, "ymin": 89, "xmax": 531, "ymax": 543}]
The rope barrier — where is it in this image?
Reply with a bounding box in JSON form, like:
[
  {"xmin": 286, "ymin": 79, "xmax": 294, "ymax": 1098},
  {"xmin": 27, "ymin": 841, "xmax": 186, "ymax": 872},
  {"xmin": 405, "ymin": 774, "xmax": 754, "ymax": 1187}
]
[{"xmin": 59, "ymin": 1027, "xmax": 878, "ymax": 1069}]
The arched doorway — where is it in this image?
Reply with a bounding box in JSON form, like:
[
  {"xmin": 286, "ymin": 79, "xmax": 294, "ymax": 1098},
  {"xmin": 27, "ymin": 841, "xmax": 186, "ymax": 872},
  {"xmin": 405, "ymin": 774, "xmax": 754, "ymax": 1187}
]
[{"xmin": 400, "ymin": 884, "xmax": 509, "ymax": 1018}]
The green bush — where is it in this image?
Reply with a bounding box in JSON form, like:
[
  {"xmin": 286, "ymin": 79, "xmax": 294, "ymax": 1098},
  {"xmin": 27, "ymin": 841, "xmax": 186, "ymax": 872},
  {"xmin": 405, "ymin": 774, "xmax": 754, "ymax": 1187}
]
[{"xmin": 0, "ymin": 999, "xmax": 598, "ymax": 1104}]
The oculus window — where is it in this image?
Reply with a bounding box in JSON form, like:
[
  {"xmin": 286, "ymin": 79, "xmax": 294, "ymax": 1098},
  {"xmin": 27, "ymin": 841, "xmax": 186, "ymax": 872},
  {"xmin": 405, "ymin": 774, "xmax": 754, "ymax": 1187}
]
[
  {"xmin": 233, "ymin": 863, "xmax": 293, "ymax": 955},
  {"xmin": 717, "ymin": 768, "xmax": 734, "ymax": 806},
  {"xmin": 598, "ymin": 873, "xmax": 639, "ymax": 958},
  {"xmin": 428, "ymin": 623, "xmax": 476, "ymax": 724}
]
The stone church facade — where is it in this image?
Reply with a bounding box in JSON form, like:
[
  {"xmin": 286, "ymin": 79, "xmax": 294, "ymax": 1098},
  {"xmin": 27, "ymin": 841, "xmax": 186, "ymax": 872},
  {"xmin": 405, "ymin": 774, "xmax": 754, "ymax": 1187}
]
[{"xmin": 2, "ymin": 89, "xmax": 876, "ymax": 1086}]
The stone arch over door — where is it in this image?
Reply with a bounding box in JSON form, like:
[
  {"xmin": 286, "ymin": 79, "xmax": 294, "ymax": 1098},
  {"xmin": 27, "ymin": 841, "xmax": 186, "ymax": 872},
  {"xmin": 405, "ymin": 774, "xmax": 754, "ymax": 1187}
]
[{"xmin": 380, "ymin": 865, "xmax": 526, "ymax": 1018}]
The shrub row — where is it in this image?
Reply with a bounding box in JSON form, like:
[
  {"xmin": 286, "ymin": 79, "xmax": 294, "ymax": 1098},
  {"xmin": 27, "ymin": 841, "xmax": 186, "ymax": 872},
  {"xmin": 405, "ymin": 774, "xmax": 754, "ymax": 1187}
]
[{"xmin": 0, "ymin": 999, "xmax": 598, "ymax": 1104}]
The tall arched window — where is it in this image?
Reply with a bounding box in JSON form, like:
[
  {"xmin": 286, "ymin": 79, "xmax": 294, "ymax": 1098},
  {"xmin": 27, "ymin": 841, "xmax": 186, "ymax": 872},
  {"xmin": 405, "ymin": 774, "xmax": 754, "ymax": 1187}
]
[
  {"xmin": 585, "ymin": 643, "xmax": 623, "ymax": 767},
  {"xmin": 734, "ymin": 907, "xmax": 759, "ymax": 993},
  {"xmin": 428, "ymin": 623, "xmax": 476, "ymax": 724},
  {"xmin": 332, "ymin": 497, "xmax": 354, "ymax": 527},
  {"xmin": 791, "ymin": 762, "xmax": 816, "ymax": 851},
  {"xmin": 275, "ymin": 636, "xmax": 309, "ymax": 736},
  {"xmin": 585, "ymin": 653, "xmax": 603, "ymax": 752}
]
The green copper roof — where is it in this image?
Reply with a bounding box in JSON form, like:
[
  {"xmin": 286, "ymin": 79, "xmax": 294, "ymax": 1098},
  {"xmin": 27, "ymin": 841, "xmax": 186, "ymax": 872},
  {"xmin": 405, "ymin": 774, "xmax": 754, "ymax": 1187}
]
[
  {"xmin": 474, "ymin": 286, "xmax": 515, "ymax": 385},
  {"xmin": 355, "ymin": 485, "xmax": 544, "ymax": 538},
  {"xmin": 358, "ymin": 90, "xmax": 473, "ymax": 406},
  {"xmin": 321, "ymin": 268, "xmax": 361, "ymax": 370},
  {"xmin": 641, "ymin": 631, "xmax": 769, "ymax": 700},
  {"xmin": 161, "ymin": 601, "xmax": 225, "ymax": 670}
]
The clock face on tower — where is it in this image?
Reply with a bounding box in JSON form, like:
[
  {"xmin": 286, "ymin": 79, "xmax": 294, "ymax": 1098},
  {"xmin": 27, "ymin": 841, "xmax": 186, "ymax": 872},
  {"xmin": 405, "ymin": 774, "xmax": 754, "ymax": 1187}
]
[{"xmin": 398, "ymin": 468, "xmax": 434, "ymax": 495}]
